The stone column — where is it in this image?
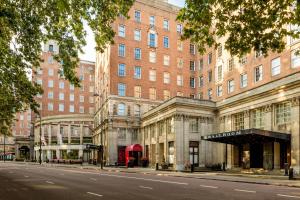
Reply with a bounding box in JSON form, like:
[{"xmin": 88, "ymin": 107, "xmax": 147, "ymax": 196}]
[
  {"xmin": 264, "ymin": 104, "xmax": 273, "ymax": 130},
  {"xmin": 174, "ymin": 115, "xmax": 184, "ymax": 171},
  {"xmin": 68, "ymin": 124, "xmax": 71, "ymax": 144},
  {"xmin": 57, "ymin": 124, "xmax": 61, "ymax": 145},
  {"xmin": 80, "ymin": 124, "xmax": 83, "ymax": 145},
  {"xmin": 274, "ymin": 142, "xmax": 280, "ymax": 169},
  {"xmin": 48, "ymin": 125, "xmax": 52, "ymax": 145},
  {"xmin": 155, "ymin": 122, "xmax": 159, "ymax": 164},
  {"xmin": 291, "ymin": 97, "xmax": 300, "ymax": 173},
  {"xmin": 47, "ymin": 150, "xmax": 51, "ymax": 160},
  {"xmin": 225, "ymin": 115, "xmax": 234, "ymax": 169},
  {"xmin": 244, "ymin": 110, "xmax": 250, "ymax": 129},
  {"xmin": 56, "ymin": 149, "xmax": 60, "ymax": 159},
  {"xmin": 183, "ymin": 116, "xmax": 189, "ymax": 167}
]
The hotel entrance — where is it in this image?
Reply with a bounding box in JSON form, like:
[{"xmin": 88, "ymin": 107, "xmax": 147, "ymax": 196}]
[{"xmin": 202, "ymin": 129, "xmax": 291, "ymax": 170}]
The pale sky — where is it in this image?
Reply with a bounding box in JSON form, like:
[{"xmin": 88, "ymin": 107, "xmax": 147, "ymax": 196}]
[{"xmin": 79, "ymin": 0, "xmax": 185, "ymax": 62}]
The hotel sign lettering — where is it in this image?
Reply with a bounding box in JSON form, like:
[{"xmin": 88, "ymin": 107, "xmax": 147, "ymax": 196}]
[{"xmin": 204, "ymin": 130, "xmax": 242, "ymax": 139}]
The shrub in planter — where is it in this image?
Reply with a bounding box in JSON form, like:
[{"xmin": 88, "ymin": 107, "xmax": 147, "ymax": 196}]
[
  {"xmin": 127, "ymin": 157, "xmax": 135, "ymax": 168},
  {"xmin": 141, "ymin": 157, "xmax": 149, "ymax": 167}
]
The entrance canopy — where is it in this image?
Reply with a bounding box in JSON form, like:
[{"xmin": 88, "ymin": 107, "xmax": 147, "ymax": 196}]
[
  {"xmin": 126, "ymin": 144, "xmax": 142, "ymax": 152},
  {"xmin": 202, "ymin": 129, "xmax": 290, "ymax": 145}
]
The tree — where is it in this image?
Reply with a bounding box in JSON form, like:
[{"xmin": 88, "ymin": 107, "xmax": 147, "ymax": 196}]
[
  {"xmin": 177, "ymin": 0, "xmax": 300, "ymax": 56},
  {"xmin": 0, "ymin": 0, "xmax": 134, "ymax": 129}
]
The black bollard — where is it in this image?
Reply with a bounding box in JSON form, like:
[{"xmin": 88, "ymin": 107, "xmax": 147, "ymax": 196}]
[
  {"xmin": 284, "ymin": 163, "xmax": 289, "ymax": 176},
  {"xmin": 289, "ymin": 168, "xmax": 294, "ymax": 180},
  {"xmin": 156, "ymin": 163, "xmax": 159, "ymax": 170},
  {"xmin": 191, "ymin": 164, "xmax": 194, "ymax": 173},
  {"xmin": 222, "ymin": 162, "xmax": 226, "ymax": 171}
]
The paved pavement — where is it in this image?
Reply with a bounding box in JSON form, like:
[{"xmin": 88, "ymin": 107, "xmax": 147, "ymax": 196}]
[{"xmin": 1, "ymin": 162, "xmax": 300, "ymax": 199}]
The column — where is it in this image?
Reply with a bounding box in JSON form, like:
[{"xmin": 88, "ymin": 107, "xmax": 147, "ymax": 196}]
[
  {"xmin": 244, "ymin": 110, "xmax": 250, "ymax": 129},
  {"xmin": 68, "ymin": 124, "xmax": 71, "ymax": 144},
  {"xmin": 47, "ymin": 150, "xmax": 51, "ymax": 160},
  {"xmin": 56, "ymin": 149, "xmax": 60, "ymax": 159},
  {"xmin": 264, "ymin": 104, "xmax": 272, "ymax": 130},
  {"xmin": 274, "ymin": 142, "xmax": 280, "ymax": 169},
  {"xmin": 174, "ymin": 115, "xmax": 184, "ymax": 171},
  {"xmin": 291, "ymin": 98, "xmax": 300, "ymax": 173},
  {"xmin": 57, "ymin": 124, "xmax": 61, "ymax": 145},
  {"xmin": 48, "ymin": 124, "xmax": 52, "ymax": 145},
  {"xmin": 155, "ymin": 122, "xmax": 159, "ymax": 164},
  {"xmin": 80, "ymin": 124, "xmax": 83, "ymax": 145},
  {"xmin": 225, "ymin": 115, "xmax": 234, "ymax": 169}
]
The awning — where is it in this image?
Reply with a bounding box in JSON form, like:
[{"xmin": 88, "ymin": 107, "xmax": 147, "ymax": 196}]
[
  {"xmin": 201, "ymin": 128, "xmax": 290, "ymax": 145},
  {"xmin": 126, "ymin": 144, "xmax": 142, "ymax": 152}
]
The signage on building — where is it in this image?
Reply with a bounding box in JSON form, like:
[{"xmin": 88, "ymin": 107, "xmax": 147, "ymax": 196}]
[{"xmin": 203, "ymin": 130, "xmax": 242, "ymax": 140}]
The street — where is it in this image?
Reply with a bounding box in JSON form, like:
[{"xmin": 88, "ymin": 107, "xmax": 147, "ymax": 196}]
[{"xmin": 0, "ymin": 163, "xmax": 300, "ymax": 200}]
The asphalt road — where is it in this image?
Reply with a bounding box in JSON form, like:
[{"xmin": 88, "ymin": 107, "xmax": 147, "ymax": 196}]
[{"xmin": 0, "ymin": 163, "xmax": 300, "ymax": 200}]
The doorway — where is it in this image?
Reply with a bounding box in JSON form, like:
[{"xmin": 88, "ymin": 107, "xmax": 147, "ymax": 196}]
[{"xmin": 250, "ymin": 143, "xmax": 263, "ymax": 168}]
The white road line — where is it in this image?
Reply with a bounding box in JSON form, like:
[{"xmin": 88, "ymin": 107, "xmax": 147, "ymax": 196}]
[
  {"xmin": 100, "ymin": 174, "xmax": 188, "ymax": 185},
  {"xmin": 24, "ymin": 175, "xmax": 29, "ymax": 178},
  {"xmin": 139, "ymin": 186, "xmax": 153, "ymax": 190},
  {"xmin": 45, "ymin": 181, "xmax": 54, "ymax": 185},
  {"xmin": 277, "ymin": 194, "xmax": 300, "ymax": 199},
  {"xmin": 90, "ymin": 178, "xmax": 97, "ymax": 181},
  {"xmin": 234, "ymin": 189, "xmax": 256, "ymax": 193},
  {"xmin": 87, "ymin": 192, "xmax": 103, "ymax": 197},
  {"xmin": 60, "ymin": 174, "xmax": 64, "ymax": 176},
  {"xmin": 199, "ymin": 185, "xmax": 218, "ymax": 189}
]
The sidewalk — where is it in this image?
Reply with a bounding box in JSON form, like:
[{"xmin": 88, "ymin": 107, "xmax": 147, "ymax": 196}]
[{"xmin": 10, "ymin": 162, "xmax": 300, "ymax": 188}]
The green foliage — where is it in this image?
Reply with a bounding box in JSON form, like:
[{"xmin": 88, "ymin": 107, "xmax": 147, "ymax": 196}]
[
  {"xmin": 0, "ymin": 0, "xmax": 134, "ymax": 131},
  {"xmin": 177, "ymin": 0, "xmax": 300, "ymax": 56}
]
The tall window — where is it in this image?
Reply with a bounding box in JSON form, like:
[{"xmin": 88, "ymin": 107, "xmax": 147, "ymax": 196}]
[
  {"xmin": 48, "ymin": 80, "xmax": 53, "ymax": 88},
  {"xmin": 190, "ymin": 61, "xmax": 195, "ymax": 71},
  {"xmin": 177, "ymin": 24, "xmax": 183, "ymax": 34},
  {"xmin": 163, "ymin": 36, "xmax": 169, "ymax": 48},
  {"xmin": 149, "ymin": 88, "xmax": 156, "ymax": 100},
  {"xmin": 217, "ymin": 85, "xmax": 222, "ymax": 97},
  {"xmin": 163, "ymin": 90, "xmax": 170, "ymax": 100},
  {"xmin": 190, "ymin": 77, "xmax": 195, "ymax": 88},
  {"xmin": 134, "ymin": 29, "xmax": 141, "ymax": 41},
  {"xmin": 275, "ymin": 102, "xmax": 291, "ymax": 125},
  {"xmin": 70, "ymin": 84, "xmax": 74, "ymax": 90},
  {"xmin": 149, "ymin": 70, "xmax": 156, "ymax": 81},
  {"xmin": 149, "ymin": 33, "xmax": 156, "ymax": 47},
  {"xmin": 208, "ymin": 52, "xmax": 212, "ymax": 64},
  {"xmin": 118, "ymin": 44, "xmax": 125, "ymax": 57},
  {"xmin": 239, "ymin": 55, "xmax": 247, "ymax": 66},
  {"xmin": 199, "ymin": 59, "xmax": 204, "ymax": 71},
  {"xmin": 118, "ymin": 25, "xmax": 125, "ymax": 37},
  {"xmin": 217, "ymin": 65, "xmax": 222, "ymax": 81},
  {"xmin": 48, "ymin": 68, "xmax": 54, "ymax": 76},
  {"xmin": 233, "ymin": 113, "xmax": 244, "ymax": 130},
  {"xmin": 134, "ymin": 66, "xmax": 141, "ymax": 79},
  {"xmin": 48, "ymin": 103, "xmax": 53, "ymax": 111},
  {"xmin": 69, "ymin": 105, "xmax": 75, "ymax": 113},
  {"xmin": 271, "ymin": 57, "xmax": 281, "ymax": 76},
  {"xmin": 199, "ymin": 76, "xmax": 204, "ymax": 87},
  {"xmin": 49, "ymin": 44, "xmax": 54, "ymax": 52},
  {"xmin": 118, "ymin": 64, "xmax": 126, "ymax": 76},
  {"xmin": 134, "ymin": 10, "xmax": 141, "ymax": 22},
  {"xmin": 79, "ymin": 95, "xmax": 84, "ymax": 102},
  {"xmin": 118, "ymin": 103, "xmax": 126, "ymax": 116},
  {"xmin": 118, "ymin": 83, "xmax": 126, "ymax": 96},
  {"xmin": 149, "ymin": 16, "xmax": 155, "ymax": 26},
  {"xmin": 228, "ymin": 79, "xmax": 234, "ymax": 93},
  {"xmin": 70, "ymin": 94, "xmax": 74, "ymax": 102},
  {"xmin": 251, "ymin": 108, "xmax": 265, "ymax": 128},
  {"xmin": 59, "ymin": 93, "xmax": 64, "ymax": 100},
  {"xmin": 291, "ymin": 49, "xmax": 300, "ymax": 68},
  {"xmin": 134, "ymin": 48, "xmax": 141, "ymax": 60},
  {"xmin": 208, "ymin": 70, "xmax": 212, "ymax": 82},
  {"xmin": 134, "ymin": 86, "xmax": 141, "ymax": 98},
  {"xmin": 149, "ymin": 51, "xmax": 156, "ymax": 63},
  {"xmin": 208, "ymin": 89, "xmax": 212, "ymax": 100},
  {"xmin": 163, "ymin": 72, "xmax": 170, "ymax": 84},
  {"xmin": 254, "ymin": 65, "xmax": 263, "ymax": 82},
  {"xmin": 79, "ymin": 106, "xmax": 84, "ymax": 114},
  {"xmin": 217, "ymin": 44, "xmax": 222, "ymax": 57},
  {"xmin": 240, "ymin": 73, "xmax": 247, "ymax": 88},
  {"xmin": 48, "ymin": 91, "xmax": 53, "ymax": 99},
  {"xmin": 190, "ymin": 44, "xmax": 195, "ymax": 55},
  {"xmin": 163, "ymin": 55, "xmax": 170, "ymax": 66},
  {"xmin": 177, "ymin": 40, "xmax": 183, "ymax": 51},
  {"xmin": 228, "ymin": 58, "xmax": 234, "ymax": 71},
  {"xmin": 134, "ymin": 105, "xmax": 141, "ymax": 117},
  {"xmin": 163, "ymin": 19, "xmax": 169, "ymax": 30},
  {"xmin": 59, "ymin": 104, "xmax": 64, "ymax": 112},
  {"xmin": 177, "ymin": 75, "xmax": 183, "ymax": 86}
]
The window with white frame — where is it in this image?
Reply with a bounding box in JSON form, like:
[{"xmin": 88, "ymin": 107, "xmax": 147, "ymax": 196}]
[
  {"xmin": 134, "ymin": 105, "xmax": 141, "ymax": 116},
  {"xmin": 70, "ymin": 84, "xmax": 74, "ymax": 91},
  {"xmin": 149, "ymin": 88, "xmax": 156, "ymax": 100},
  {"xmin": 37, "ymin": 68, "xmax": 43, "ymax": 75},
  {"xmin": 118, "ymin": 103, "xmax": 126, "ymax": 116},
  {"xmin": 217, "ymin": 44, "xmax": 222, "ymax": 57},
  {"xmin": 208, "ymin": 52, "xmax": 212, "ymax": 64},
  {"xmin": 48, "ymin": 68, "xmax": 54, "ymax": 76},
  {"xmin": 290, "ymin": 24, "xmax": 300, "ymax": 44},
  {"xmin": 80, "ymin": 95, "xmax": 84, "ymax": 102},
  {"xmin": 163, "ymin": 55, "xmax": 170, "ymax": 66},
  {"xmin": 59, "ymin": 81, "xmax": 64, "ymax": 89},
  {"xmin": 48, "ymin": 80, "xmax": 53, "ymax": 88},
  {"xmin": 228, "ymin": 79, "xmax": 234, "ymax": 93},
  {"xmin": 149, "ymin": 16, "xmax": 155, "ymax": 26},
  {"xmin": 208, "ymin": 70, "xmax": 212, "ymax": 82},
  {"xmin": 59, "ymin": 92, "xmax": 64, "ymax": 100},
  {"xmin": 275, "ymin": 102, "xmax": 291, "ymax": 125},
  {"xmin": 190, "ymin": 61, "xmax": 195, "ymax": 71},
  {"xmin": 48, "ymin": 91, "xmax": 53, "ymax": 99},
  {"xmin": 134, "ymin": 10, "xmax": 141, "ymax": 22},
  {"xmin": 177, "ymin": 24, "xmax": 183, "ymax": 34},
  {"xmin": 48, "ymin": 103, "xmax": 53, "ymax": 111},
  {"xmin": 134, "ymin": 86, "xmax": 141, "ymax": 98},
  {"xmin": 79, "ymin": 106, "xmax": 84, "ymax": 113},
  {"xmin": 48, "ymin": 56, "xmax": 54, "ymax": 64},
  {"xmin": 228, "ymin": 58, "xmax": 234, "ymax": 71},
  {"xmin": 233, "ymin": 112, "xmax": 244, "ymax": 130},
  {"xmin": 199, "ymin": 76, "xmax": 204, "ymax": 87},
  {"xmin": 177, "ymin": 75, "xmax": 183, "ymax": 86},
  {"xmin": 217, "ymin": 65, "xmax": 222, "ymax": 81},
  {"xmin": 134, "ymin": 48, "xmax": 141, "ymax": 60},
  {"xmin": 163, "ymin": 36, "xmax": 169, "ymax": 48},
  {"xmin": 149, "ymin": 51, "xmax": 156, "ymax": 63},
  {"xmin": 118, "ymin": 63, "xmax": 126, "ymax": 76},
  {"xmin": 239, "ymin": 55, "xmax": 247, "ymax": 66},
  {"xmin": 251, "ymin": 108, "xmax": 265, "ymax": 128},
  {"xmin": 217, "ymin": 85, "xmax": 222, "ymax": 97},
  {"xmin": 254, "ymin": 65, "xmax": 263, "ymax": 82},
  {"xmin": 189, "ymin": 118, "xmax": 198, "ymax": 132},
  {"xmin": 118, "ymin": 25, "xmax": 125, "ymax": 37},
  {"xmin": 177, "ymin": 40, "xmax": 183, "ymax": 51},
  {"xmin": 69, "ymin": 105, "xmax": 75, "ymax": 113},
  {"xmin": 134, "ymin": 66, "xmax": 141, "ymax": 79},
  {"xmin": 291, "ymin": 49, "xmax": 300, "ymax": 68},
  {"xmin": 240, "ymin": 73, "xmax": 247, "ymax": 88},
  {"xmin": 149, "ymin": 70, "xmax": 156, "ymax": 81},
  {"xmin": 163, "ymin": 19, "xmax": 169, "ymax": 30},
  {"xmin": 164, "ymin": 72, "xmax": 170, "ymax": 84},
  {"xmin": 190, "ymin": 44, "xmax": 195, "ymax": 55},
  {"xmin": 118, "ymin": 83, "xmax": 126, "ymax": 96},
  {"xmin": 208, "ymin": 89, "xmax": 212, "ymax": 100},
  {"xmin": 134, "ymin": 29, "xmax": 141, "ymax": 41},
  {"xmin": 118, "ymin": 44, "xmax": 125, "ymax": 57},
  {"xmin": 59, "ymin": 104, "xmax": 64, "ymax": 112},
  {"xmin": 89, "ymin": 86, "xmax": 94, "ymax": 93},
  {"xmin": 271, "ymin": 57, "xmax": 281, "ymax": 76},
  {"xmin": 149, "ymin": 32, "xmax": 156, "ymax": 47},
  {"xmin": 190, "ymin": 77, "xmax": 195, "ymax": 88},
  {"xmin": 163, "ymin": 90, "xmax": 170, "ymax": 100},
  {"xmin": 199, "ymin": 59, "xmax": 204, "ymax": 71},
  {"xmin": 70, "ymin": 94, "xmax": 74, "ymax": 102}
]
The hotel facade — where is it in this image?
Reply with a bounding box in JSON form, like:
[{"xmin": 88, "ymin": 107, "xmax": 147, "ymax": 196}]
[{"xmin": 94, "ymin": 0, "xmax": 300, "ymax": 172}]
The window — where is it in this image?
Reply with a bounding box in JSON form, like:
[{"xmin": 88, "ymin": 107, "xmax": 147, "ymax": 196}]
[
  {"xmin": 59, "ymin": 92, "xmax": 64, "ymax": 100},
  {"xmin": 177, "ymin": 58, "xmax": 183, "ymax": 68},
  {"xmin": 118, "ymin": 44, "xmax": 125, "ymax": 57},
  {"xmin": 89, "ymin": 75, "xmax": 94, "ymax": 82},
  {"xmin": 275, "ymin": 102, "xmax": 291, "ymax": 125},
  {"xmin": 208, "ymin": 71, "xmax": 212, "ymax": 82},
  {"xmin": 208, "ymin": 52, "xmax": 212, "ymax": 64},
  {"xmin": 89, "ymin": 97, "xmax": 94, "ymax": 103},
  {"xmin": 149, "ymin": 33, "xmax": 156, "ymax": 47},
  {"xmin": 217, "ymin": 85, "xmax": 222, "ymax": 97},
  {"xmin": 37, "ymin": 68, "xmax": 43, "ymax": 75},
  {"xmin": 217, "ymin": 65, "xmax": 222, "ymax": 81},
  {"xmin": 118, "ymin": 83, "xmax": 126, "ymax": 96},
  {"xmin": 149, "ymin": 88, "xmax": 156, "ymax": 100},
  {"xmin": 79, "ymin": 74, "xmax": 84, "ymax": 81},
  {"xmin": 48, "ymin": 103, "xmax": 53, "ymax": 111},
  {"xmin": 177, "ymin": 24, "xmax": 183, "ymax": 34},
  {"xmin": 189, "ymin": 118, "xmax": 198, "ymax": 132},
  {"xmin": 291, "ymin": 49, "xmax": 300, "ymax": 68},
  {"xmin": 118, "ymin": 63, "xmax": 126, "ymax": 76},
  {"xmin": 228, "ymin": 58, "xmax": 234, "ymax": 71},
  {"xmin": 290, "ymin": 24, "xmax": 300, "ymax": 44},
  {"xmin": 163, "ymin": 90, "xmax": 170, "ymax": 100},
  {"xmin": 190, "ymin": 77, "xmax": 195, "ymax": 88},
  {"xmin": 80, "ymin": 85, "xmax": 84, "ymax": 91},
  {"xmin": 118, "ymin": 25, "xmax": 125, "ymax": 37},
  {"xmin": 177, "ymin": 40, "xmax": 183, "ymax": 51},
  {"xmin": 48, "ymin": 56, "xmax": 54, "ymax": 64},
  {"xmin": 240, "ymin": 73, "xmax": 247, "ymax": 88},
  {"xmin": 198, "ymin": 92, "xmax": 203, "ymax": 100},
  {"xmin": 177, "ymin": 75, "xmax": 183, "ymax": 86},
  {"xmin": 208, "ymin": 89, "xmax": 212, "ymax": 100},
  {"xmin": 190, "ymin": 44, "xmax": 195, "ymax": 55},
  {"xmin": 150, "ymin": 16, "xmax": 155, "ymax": 26},
  {"xmin": 49, "ymin": 44, "xmax": 54, "ymax": 52},
  {"xmin": 190, "ymin": 61, "xmax": 195, "ymax": 71},
  {"xmin": 118, "ymin": 103, "xmax": 126, "ymax": 115},
  {"xmin": 217, "ymin": 44, "xmax": 222, "ymax": 57},
  {"xmin": 163, "ymin": 19, "xmax": 169, "ymax": 30},
  {"xmin": 149, "ymin": 70, "xmax": 156, "ymax": 81},
  {"xmin": 48, "ymin": 68, "xmax": 54, "ymax": 76},
  {"xmin": 48, "ymin": 80, "xmax": 53, "ymax": 88},
  {"xmin": 134, "ymin": 105, "xmax": 141, "ymax": 116},
  {"xmin": 70, "ymin": 94, "xmax": 74, "ymax": 102},
  {"xmin": 134, "ymin": 29, "xmax": 141, "ymax": 41},
  {"xmin": 251, "ymin": 108, "xmax": 265, "ymax": 128},
  {"xmin": 199, "ymin": 59, "xmax": 204, "ymax": 71},
  {"xmin": 271, "ymin": 57, "xmax": 281, "ymax": 76},
  {"xmin": 134, "ymin": 86, "xmax": 141, "ymax": 98},
  {"xmin": 48, "ymin": 91, "xmax": 53, "ymax": 99},
  {"xmin": 254, "ymin": 65, "xmax": 263, "ymax": 82},
  {"xmin": 228, "ymin": 79, "xmax": 234, "ymax": 93},
  {"xmin": 239, "ymin": 55, "xmax": 247, "ymax": 66},
  {"xmin": 80, "ymin": 95, "xmax": 84, "ymax": 103},
  {"xmin": 134, "ymin": 48, "xmax": 141, "ymax": 60},
  {"xmin": 134, "ymin": 66, "xmax": 141, "ymax": 79},
  {"xmin": 79, "ymin": 106, "xmax": 84, "ymax": 114},
  {"xmin": 59, "ymin": 104, "xmax": 64, "ymax": 112},
  {"xmin": 177, "ymin": 91, "xmax": 183, "ymax": 96},
  {"xmin": 134, "ymin": 10, "xmax": 141, "ymax": 22},
  {"xmin": 199, "ymin": 76, "xmax": 204, "ymax": 87},
  {"xmin": 163, "ymin": 36, "xmax": 169, "ymax": 48},
  {"xmin": 70, "ymin": 84, "xmax": 74, "ymax": 90},
  {"xmin": 163, "ymin": 55, "xmax": 170, "ymax": 66},
  {"xmin": 255, "ymin": 50, "xmax": 263, "ymax": 58},
  {"xmin": 69, "ymin": 105, "xmax": 75, "ymax": 113},
  {"xmin": 149, "ymin": 51, "xmax": 156, "ymax": 63},
  {"xmin": 59, "ymin": 81, "xmax": 64, "ymax": 89},
  {"xmin": 233, "ymin": 113, "xmax": 244, "ymax": 130},
  {"xmin": 164, "ymin": 72, "xmax": 170, "ymax": 84},
  {"xmin": 89, "ymin": 86, "xmax": 94, "ymax": 93}
]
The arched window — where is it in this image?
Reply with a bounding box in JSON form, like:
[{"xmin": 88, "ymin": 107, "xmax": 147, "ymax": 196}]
[
  {"xmin": 118, "ymin": 103, "xmax": 126, "ymax": 116},
  {"xmin": 134, "ymin": 104, "xmax": 141, "ymax": 117}
]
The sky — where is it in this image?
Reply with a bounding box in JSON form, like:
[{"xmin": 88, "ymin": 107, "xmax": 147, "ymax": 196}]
[{"xmin": 79, "ymin": 0, "xmax": 185, "ymax": 62}]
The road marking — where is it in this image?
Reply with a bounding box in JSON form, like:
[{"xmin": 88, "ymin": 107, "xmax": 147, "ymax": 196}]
[
  {"xmin": 45, "ymin": 181, "xmax": 54, "ymax": 185},
  {"xmin": 60, "ymin": 174, "xmax": 64, "ymax": 176},
  {"xmin": 24, "ymin": 175, "xmax": 29, "ymax": 178},
  {"xmin": 139, "ymin": 186, "xmax": 153, "ymax": 190},
  {"xmin": 199, "ymin": 185, "xmax": 218, "ymax": 189},
  {"xmin": 87, "ymin": 192, "xmax": 103, "ymax": 197},
  {"xmin": 9, "ymin": 171, "xmax": 13, "ymax": 174},
  {"xmin": 234, "ymin": 189, "xmax": 256, "ymax": 193},
  {"xmin": 100, "ymin": 174, "xmax": 188, "ymax": 185},
  {"xmin": 277, "ymin": 194, "xmax": 300, "ymax": 199},
  {"xmin": 90, "ymin": 178, "xmax": 97, "ymax": 181}
]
